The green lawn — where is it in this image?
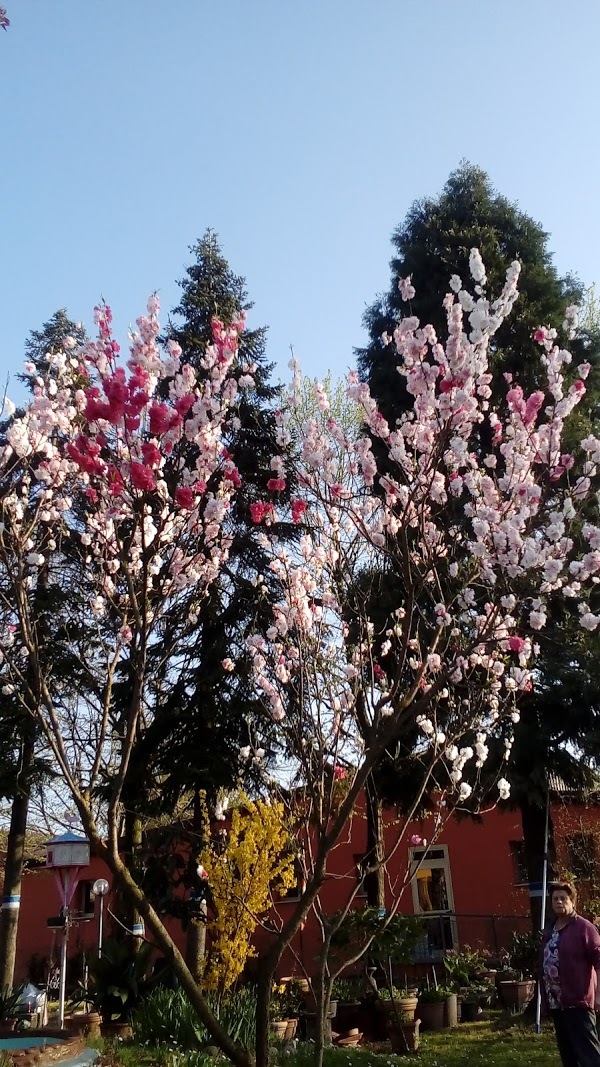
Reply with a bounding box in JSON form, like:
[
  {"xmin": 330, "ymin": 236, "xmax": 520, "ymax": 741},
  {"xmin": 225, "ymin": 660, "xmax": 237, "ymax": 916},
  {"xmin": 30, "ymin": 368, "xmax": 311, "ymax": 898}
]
[
  {"xmin": 288, "ymin": 1019, "xmax": 561, "ymax": 1067},
  {"xmin": 97, "ymin": 1017, "xmax": 562, "ymax": 1067}
]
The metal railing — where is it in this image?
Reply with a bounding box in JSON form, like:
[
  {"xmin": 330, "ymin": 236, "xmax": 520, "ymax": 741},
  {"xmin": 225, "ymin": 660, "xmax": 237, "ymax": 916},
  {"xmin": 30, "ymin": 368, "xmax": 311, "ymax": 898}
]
[{"xmin": 410, "ymin": 911, "xmax": 532, "ymax": 961}]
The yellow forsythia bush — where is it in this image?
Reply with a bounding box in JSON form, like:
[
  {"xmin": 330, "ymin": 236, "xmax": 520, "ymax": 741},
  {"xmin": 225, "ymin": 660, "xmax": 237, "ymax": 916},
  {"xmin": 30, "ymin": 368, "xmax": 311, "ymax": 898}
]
[{"xmin": 200, "ymin": 798, "xmax": 297, "ymax": 992}]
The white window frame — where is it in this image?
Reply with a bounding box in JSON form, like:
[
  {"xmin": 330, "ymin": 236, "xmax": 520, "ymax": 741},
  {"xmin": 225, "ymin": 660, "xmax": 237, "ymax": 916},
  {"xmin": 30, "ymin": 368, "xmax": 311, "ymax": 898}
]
[
  {"xmin": 409, "ymin": 844, "xmax": 457, "ymax": 955},
  {"xmin": 409, "ymin": 844, "xmax": 455, "ymax": 913}
]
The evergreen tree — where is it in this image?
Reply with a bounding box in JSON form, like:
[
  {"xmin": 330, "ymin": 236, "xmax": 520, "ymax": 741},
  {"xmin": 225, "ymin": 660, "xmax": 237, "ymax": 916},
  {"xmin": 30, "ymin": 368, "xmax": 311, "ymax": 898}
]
[
  {"xmin": 356, "ymin": 164, "xmax": 600, "ymax": 918},
  {"xmin": 358, "ymin": 162, "xmax": 600, "ymax": 435},
  {"xmin": 20, "ymin": 310, "xmax": 86, "ymax": 385},
  {"xmin": 119, "ymin": 232, "xmax": 290, "ymax": 976}
]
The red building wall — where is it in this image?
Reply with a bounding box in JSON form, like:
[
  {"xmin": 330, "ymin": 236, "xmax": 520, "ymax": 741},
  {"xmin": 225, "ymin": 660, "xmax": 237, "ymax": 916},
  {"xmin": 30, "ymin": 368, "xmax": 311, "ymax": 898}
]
[{"xmin": 13, "ymin": 798, "xmax": 600, "ymax": 983}]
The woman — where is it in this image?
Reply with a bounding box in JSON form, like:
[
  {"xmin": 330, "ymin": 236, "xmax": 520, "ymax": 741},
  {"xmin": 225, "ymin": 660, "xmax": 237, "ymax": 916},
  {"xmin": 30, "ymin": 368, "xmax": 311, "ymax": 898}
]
[{"xmin": 541, "ymin": 882, "xmax": 600, "ymax": 1067}]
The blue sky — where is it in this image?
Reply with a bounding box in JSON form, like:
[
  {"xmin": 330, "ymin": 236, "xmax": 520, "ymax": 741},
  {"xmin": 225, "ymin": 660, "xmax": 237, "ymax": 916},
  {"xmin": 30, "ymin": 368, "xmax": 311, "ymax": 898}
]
[{"xmin": 1, "ymin": 0, "xmax": 599, "ymax": 403}]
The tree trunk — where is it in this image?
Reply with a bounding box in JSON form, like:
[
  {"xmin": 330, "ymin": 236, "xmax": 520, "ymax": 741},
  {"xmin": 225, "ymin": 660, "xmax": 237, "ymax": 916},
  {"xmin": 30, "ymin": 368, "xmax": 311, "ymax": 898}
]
[
  {"xmin": 185, "ymin": 788, "xmax": 206, "ymax": 983},
  {"xmin": 0, "ymin": 730, "xmax": 35, "ymax": 990},
  {"xmin": 520, "ymin": 796, "xmax": 554, "ymax": 931},
  {"xmin": 185, "ymin": 906, "xmax": 207, "ymax": 984},
  {"xmin": 365, "ymin": 776, "xmax": 385, "ymax": 909},
  {"xmin": 123, "ymin": 811, "xmax": 144, "ymax": 948}
]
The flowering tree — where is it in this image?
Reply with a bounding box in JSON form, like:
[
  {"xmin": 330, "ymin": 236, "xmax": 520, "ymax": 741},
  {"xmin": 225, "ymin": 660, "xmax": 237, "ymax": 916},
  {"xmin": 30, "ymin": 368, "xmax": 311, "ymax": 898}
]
[
  {"xmin": 233, "ymin": 253, "xmax": 600, "ymax": 1066},
  {"xmin": 0, "ymin": 298, "xmax": 255, "ymax": 1064},
  {"xmin": 1, "ymin": 255, "xmax": 600, "ymax": 1067}
]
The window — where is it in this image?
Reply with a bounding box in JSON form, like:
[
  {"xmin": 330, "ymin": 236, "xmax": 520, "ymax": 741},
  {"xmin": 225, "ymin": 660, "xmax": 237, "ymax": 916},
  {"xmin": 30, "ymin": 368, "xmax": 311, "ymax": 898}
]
[
  {"xmin": 409, "ymin": 845, "xmax": 454, "ymax": 914},
  {"xmin": 409, "ymin": 845, "xmax": 457, "ymax": 957},
  {"xmin": 74, "ymin": 880, "xmax": 94, "ymax": 918},
  {"xmin": 510, "ymin": 841, "xmax": 528, "ymax": 885},
  {"xmin": 567, "ymin": 833, "xmax": 597, "ymax": 880}
]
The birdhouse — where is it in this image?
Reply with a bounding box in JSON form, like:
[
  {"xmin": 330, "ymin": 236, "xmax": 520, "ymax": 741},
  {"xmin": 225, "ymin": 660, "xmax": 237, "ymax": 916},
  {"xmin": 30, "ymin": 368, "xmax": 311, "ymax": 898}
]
[{"xmin": 45, "ymin": 831, "xmax": 90, "ymax": 869}]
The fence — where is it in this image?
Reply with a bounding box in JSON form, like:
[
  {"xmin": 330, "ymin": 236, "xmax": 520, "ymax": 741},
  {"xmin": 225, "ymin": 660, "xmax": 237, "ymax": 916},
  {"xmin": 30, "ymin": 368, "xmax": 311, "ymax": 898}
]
[{"xmin": 410, "ymin": 911, "xmax": 532, "ymax": 962}]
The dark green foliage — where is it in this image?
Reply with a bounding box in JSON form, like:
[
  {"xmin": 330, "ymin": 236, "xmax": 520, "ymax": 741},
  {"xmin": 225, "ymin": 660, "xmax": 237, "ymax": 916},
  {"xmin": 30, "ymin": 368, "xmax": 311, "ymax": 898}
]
[
  {"xmin": 132, "ymin": 986, "xmax": 257, "ymax": 1051},
  {"xmin": 19, "ymin": 309, "xmax": 86, "ymax": 387},
  {"xmin": 0, "ymin": 986, "xmax": 24, "ymax": 1022},
  {"xmin": 357, "ymin": 162, "xmax": 600, "ymax": 433},
  {"xmin": 165, "ymin": 229, "xmax": 288, "ymax": 537},
  {"xmin": 118, "ymin": 234, "xmax": 289, "ymax": 924},
  {"xmin": 85, "ymin": 937, "xmax": 157, "ymax": 1022},
  {"xmin": 355, "ymin": 164, "xmax": 600, "ymax": 904},
  {"xmin": 331, "ymin": 907, "xmax": 423, "ymax": 963}
]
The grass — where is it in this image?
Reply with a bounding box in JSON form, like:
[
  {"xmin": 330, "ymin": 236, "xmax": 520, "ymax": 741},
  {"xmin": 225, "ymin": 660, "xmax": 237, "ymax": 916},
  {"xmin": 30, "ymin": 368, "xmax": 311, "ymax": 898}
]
[
  {"xmin": 289, "ymin": 1016, "xmax": 561, "ymax": 1067},
  {"xmin": 94, "ymin": 1014, "xmax": 562, "ymax": 1067}
]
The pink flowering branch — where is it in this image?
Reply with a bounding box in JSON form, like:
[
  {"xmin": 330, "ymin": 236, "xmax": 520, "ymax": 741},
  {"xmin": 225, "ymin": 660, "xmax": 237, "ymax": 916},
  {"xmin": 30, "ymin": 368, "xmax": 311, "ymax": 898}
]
[
  {"xmin": 0, "ymin": 298, "xmax": 254, "ymax": 1067},
  {"xmin": 236, "ymin": 254, "xmax": 600, "ymax": 1059}
]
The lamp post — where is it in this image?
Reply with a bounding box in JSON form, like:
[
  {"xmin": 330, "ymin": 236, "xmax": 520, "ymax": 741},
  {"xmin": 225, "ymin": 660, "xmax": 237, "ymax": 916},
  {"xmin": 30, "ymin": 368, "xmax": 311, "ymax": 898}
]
[{"xmin": 92, "ymin": 878, "xmax": 110, "ymax": 958}]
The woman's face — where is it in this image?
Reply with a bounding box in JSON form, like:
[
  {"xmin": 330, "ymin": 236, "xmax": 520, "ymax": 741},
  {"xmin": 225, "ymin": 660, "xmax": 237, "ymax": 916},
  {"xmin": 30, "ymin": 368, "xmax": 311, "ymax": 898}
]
[{"xmin": 552, "ymin": 889, "xmax": 575, "ymax": 918}]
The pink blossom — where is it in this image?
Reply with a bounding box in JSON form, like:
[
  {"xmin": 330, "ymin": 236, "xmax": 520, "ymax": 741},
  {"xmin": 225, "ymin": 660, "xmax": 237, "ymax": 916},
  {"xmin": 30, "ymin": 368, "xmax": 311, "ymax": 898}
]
[
  {"xmin": 250, "ymin": 501, "xmax": 273, "ymax": 524},
  {"xmin": 174, "ymin": 393, "xmax": 196, "ymax": 417},
  {"xmin": 130, "ymin": 462, "xmax": 156, "ymax": 492},
  {"xmin": 141, "ymin": 441, "xmax": 162, "ymax": 468},
  {"xmin": 175, "ymin": 486, "xmax": 194, "ymax": 510},
  {"xmin": 332, "ymin": 765, "xmax": 347, "ymax": 781},
  {"xmin": 410, "ymin": 835, "xmax": 423, "ymax": 846},
  {"xmin": 578, "ymin": 363, "xmax": 591, "ymax": 380},
  {"xmin": 507, "ymin": 636, "xmax": 526, "ymax": 653},
  {"xmin": 291, "ymin": 499, "xmax": 307, "ymax": 524},
  {"xmin": 523, "ymin": 391, "xmax": 545, "ymax": 427},
  {"xmin": 149, "ymin": 402, "xmax": 172, "ymax": 436},
  {"xmin": 398, "ymin": 276, "xmax": 416, "ymax": 302},
  {"xmin": 267, "ymin": 477, "xmax": 286, "ymax": 492},
  {"xmin": 106, "ymin": 465, "xmax": 125, "ymax": 496}
]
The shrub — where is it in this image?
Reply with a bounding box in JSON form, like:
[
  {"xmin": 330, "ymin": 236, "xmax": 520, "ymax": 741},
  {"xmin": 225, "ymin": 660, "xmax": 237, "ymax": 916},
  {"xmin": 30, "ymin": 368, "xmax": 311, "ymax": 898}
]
[{"xmin": 132, "ymin": 986, "xmax": 256, "ymax": 1052}]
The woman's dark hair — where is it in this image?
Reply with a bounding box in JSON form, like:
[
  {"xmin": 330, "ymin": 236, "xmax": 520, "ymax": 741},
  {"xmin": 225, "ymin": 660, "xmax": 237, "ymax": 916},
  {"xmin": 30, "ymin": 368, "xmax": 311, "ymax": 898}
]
[{"xmin": 551, "ymin": 882, "xmax": 578, "ymax": 907}]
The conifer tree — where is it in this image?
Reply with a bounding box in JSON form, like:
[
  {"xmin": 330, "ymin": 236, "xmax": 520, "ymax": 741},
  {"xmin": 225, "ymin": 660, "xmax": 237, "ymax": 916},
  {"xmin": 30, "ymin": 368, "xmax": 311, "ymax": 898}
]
[{"xmin": 357, "ymin": 164, "xmax": 600, "ymax": 916}]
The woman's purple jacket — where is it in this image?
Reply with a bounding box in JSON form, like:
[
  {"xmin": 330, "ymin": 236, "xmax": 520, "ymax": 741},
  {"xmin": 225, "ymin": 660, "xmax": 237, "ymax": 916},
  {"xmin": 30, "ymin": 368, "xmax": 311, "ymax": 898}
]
[{"xmin": 540, "ymin": 915, "xmax": 600, "ymax": 1010}]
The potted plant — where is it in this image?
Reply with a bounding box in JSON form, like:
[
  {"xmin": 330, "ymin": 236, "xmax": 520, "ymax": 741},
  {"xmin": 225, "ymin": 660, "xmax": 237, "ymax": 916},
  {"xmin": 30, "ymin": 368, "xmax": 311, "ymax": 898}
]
[
  {"xmin": 85, "ymin": 937, "xmax": 158, "ymax": 1038},
  {"xmin": 388, "ymin": 1009, "xmax": 421, "ymax": 1054},
  {"xmin": 416, "ymin": 986, "xmax": 450, "ymax": 1030},
  {"xmin": 332, "ymin": 978, "xmax": 362, "ymax": 1032},
  {"xmin": 498, "ymin": 931, "xmax": 539, "ymax": 1012},
  {"xmin": 460, "ymin": 985, "xmax": 484, "ymax": 1023},
  {"xmin": 0, "ymin": 988, "xmax": 22, "ymax": 1033},
  {"xmin": 270, "ymin": 982, "xmax": 301, "ymax": 1040},
  {"xmin": 377, "ymin": 985, "xmax": 419, "ymax": 1023}
]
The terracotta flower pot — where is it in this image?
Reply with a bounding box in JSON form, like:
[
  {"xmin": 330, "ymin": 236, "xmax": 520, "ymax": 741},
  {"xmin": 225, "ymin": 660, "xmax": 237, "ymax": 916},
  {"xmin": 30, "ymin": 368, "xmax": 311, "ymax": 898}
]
[
  {"xmin": 499, "ymin": 979, "xmax": 535, "ymax": 1013},
  {"xmin": 380, "ymin": 994, "xmax": 419, "ymax": 1021},
  {"xmin": 85, "ymin": 1012, "xmax": 101, "ymax": 1037},
  {"xmin": 284, "ymin": 1018, "xmax": 298, "ymax": 1040},
  {"xmin": 271, "ymin": 1019, "xmax": 288, "ymax": 1039},
  {"xmin": 100, "ymin": 1020, "xmax": 133, "ymax": 1040},
  {"xmin": 335, "ymin": 1028, "xmax": 362, "ymax": 1048},
  {"xmin": 389, "ymin": 1018, "xmax": 421, "ymax": 1053}
]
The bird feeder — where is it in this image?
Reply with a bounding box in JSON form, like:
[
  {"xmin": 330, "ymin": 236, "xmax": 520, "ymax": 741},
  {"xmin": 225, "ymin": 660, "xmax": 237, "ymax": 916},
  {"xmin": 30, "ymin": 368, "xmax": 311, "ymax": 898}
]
[
  {"xmin": 45, "ymin": 831, "xmax": 90, "ymax": 869},
  {"xmin": 45, "ymin": 829, "xmax": 91, "ymax": 1030}
]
